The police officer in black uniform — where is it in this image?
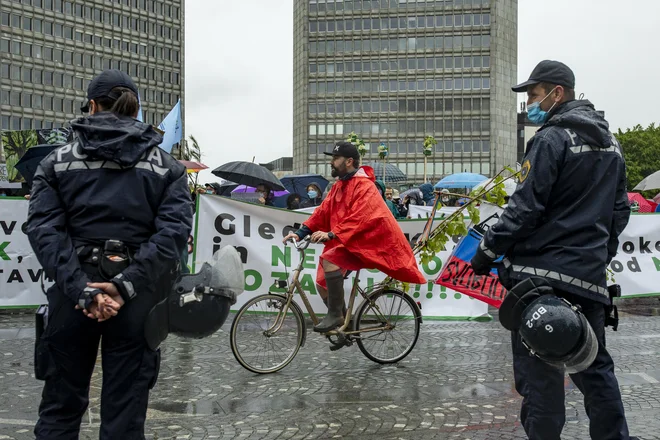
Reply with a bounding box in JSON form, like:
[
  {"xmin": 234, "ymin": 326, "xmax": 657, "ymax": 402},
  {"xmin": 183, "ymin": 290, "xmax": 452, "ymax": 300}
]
[
  {"xmin": 471, "ymin": 61, "xmax": 636, "ymax": 440},
  {"xmin": 27, "ymin": 69, "xmax": 192, "ymax": 439}
]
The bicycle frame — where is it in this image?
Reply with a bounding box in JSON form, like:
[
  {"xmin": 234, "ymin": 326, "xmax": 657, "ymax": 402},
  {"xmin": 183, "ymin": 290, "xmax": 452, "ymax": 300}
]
[{"xmin": 265, "ymin": 239, "xmax": 395, "ymax": 338}]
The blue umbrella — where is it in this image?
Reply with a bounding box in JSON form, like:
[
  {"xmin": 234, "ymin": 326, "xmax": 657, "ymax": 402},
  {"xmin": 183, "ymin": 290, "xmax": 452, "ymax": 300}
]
[
  {"xmin": 280, "ymin": 174, "xmax": 329, "ymax": 199},
  {"xmin": 15, "ymin": 144, "xmax": 63, "ymax": 186},
  {"xmin": 434, "ymin": 172, "xmax": 488, "ymax": 189}
]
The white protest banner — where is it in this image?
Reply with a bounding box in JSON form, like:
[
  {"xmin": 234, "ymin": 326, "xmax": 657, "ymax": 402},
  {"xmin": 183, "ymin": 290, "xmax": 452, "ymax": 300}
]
[
  {"xmin": 407, "ymin": 203, "xmax": 502, "ymax": 222},
  {"xmin": 4, "ymin": 197, "xmax": 660, "ymax": 308},
  {"xmin": 408, "ymin": 205, "xmax": 458, "ymax": 219},
  {"xmin": 184, "ymin": 213, "xmax": 196, "ymax": 271},
  {"xmin": 193, "ymin": 195, "xmax": 489, "ymax": 319},
  {"xmin": 0, "ymin": 164, "xmax": 22, "ymax": 189},
  {"xmin": 0, "ymin": 198, "xmax": 51, "ymax": 306},
  {"xmin": 608, "ymin": 214, "xmax": 660, "ymax": 297}
]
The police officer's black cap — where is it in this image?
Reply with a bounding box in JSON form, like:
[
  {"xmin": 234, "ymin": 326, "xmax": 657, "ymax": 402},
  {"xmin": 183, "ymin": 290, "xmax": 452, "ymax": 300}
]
[
  {"xmin": 80, "ymin": 69, "xmax": 139, "ymax": 112},
  {"xmin": 512, "ymin": 60, "xmax": 575, "ymax": 93},
  {"xmin": 323, "ymin": 141, "xmax": 360, "ymax": 161}
]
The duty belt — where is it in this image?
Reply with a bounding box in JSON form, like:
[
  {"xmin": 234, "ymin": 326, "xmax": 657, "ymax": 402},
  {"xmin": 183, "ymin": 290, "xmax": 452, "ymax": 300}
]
[
  {"xmin": 76, "ymin": 240, "xmax": 132, "ymax": 280},
  {"xmin": 510, "ymin": 265, "xmax": 609, "ymax": 298}
]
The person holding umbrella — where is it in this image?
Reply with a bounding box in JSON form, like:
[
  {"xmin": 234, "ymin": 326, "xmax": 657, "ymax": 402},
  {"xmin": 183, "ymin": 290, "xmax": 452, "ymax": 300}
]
[{"xmin": 256, "ymin": 183, "xmax": 275, "ymax": 206}]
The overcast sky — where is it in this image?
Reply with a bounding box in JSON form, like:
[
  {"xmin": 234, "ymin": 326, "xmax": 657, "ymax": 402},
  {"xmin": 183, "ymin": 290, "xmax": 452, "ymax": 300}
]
[{"xmin": 185, "ymin": 0, "xmax": 660, "ymax": 182}]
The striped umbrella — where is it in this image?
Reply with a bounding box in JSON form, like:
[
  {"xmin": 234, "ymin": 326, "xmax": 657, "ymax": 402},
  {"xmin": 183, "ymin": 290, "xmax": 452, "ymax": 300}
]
[
  {"xmin": 366, "ymin": 162, "xmax": 407, "ymax": 183},
  {"xmin": 179, "ymin": 160, "xmax": 208, "ymax": 174}
]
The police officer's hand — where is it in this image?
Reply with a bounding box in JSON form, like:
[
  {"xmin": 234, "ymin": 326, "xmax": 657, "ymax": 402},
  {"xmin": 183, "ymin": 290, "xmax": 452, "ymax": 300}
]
[
  {"xmin": 76, "ymin": 294, "xmax": 118, "ymax": 321},
  {"xmin": 471, "ymin": 245, "xmax": 495, "ymax": 276},
  {"xmin": 88, "ymin": 282, "xmax": 126, "ymax": 313},
  {"xmin": 282, "ymin": 232, "xmax": 300, "ymax": 244}
]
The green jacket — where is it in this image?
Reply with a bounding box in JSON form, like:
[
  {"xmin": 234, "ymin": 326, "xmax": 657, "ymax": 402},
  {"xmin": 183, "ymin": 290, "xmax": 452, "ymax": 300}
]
[{"xmin": 375, "ymin": 180, "xmax": 401, "ymax": 219}]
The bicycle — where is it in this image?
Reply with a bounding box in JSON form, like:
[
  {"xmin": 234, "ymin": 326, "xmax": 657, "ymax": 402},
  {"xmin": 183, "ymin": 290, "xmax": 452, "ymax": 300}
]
[{"xmin": 230, "ymin": 236, "xmax": 423, "ymax": 374}]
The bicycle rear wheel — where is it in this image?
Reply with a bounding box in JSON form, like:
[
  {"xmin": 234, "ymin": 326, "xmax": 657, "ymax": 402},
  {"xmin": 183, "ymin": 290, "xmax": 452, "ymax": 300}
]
[
  {"xmin": 354, "ymin": 289, "xmax": 421, "ymax": 364},
  {"xmin": 230, "ymin": 294, "xmax": 305, "ymax": 374}
]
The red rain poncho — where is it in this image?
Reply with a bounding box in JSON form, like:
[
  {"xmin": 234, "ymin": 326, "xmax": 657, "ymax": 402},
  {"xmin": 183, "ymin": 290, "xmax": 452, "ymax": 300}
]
[{"xmin": 303, "ymin": 166, "xmax": 426, "ymax": 287}]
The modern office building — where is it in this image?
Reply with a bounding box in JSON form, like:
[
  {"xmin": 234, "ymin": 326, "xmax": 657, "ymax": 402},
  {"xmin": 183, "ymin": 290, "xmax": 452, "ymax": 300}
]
[
  {"xmin": 261, "ymin": 156, "xmax": 294, "ymax": 178},
  {"xmin": 0, "ymin": 0, "xmax": 184, "ymax": 133},
  {"xmin": 293, "ymin": 0, "xmax": 517, "ymax": 184}
]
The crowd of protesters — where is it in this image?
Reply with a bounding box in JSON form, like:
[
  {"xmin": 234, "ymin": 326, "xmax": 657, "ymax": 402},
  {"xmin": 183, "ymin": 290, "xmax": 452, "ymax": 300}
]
[{"xmin": 184, "ymin": 176, "xmax": 468, "ymax": 221}]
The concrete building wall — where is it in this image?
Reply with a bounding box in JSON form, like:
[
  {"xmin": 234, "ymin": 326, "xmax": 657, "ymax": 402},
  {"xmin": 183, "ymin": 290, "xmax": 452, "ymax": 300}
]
[
  {"xmin": 293, "ymin": 0, "xmax": 518, "ymax": 186},
  {"xmin": 489, "ymin": 0, "xmax": 517, "ymax": 173},
  {"xmin": 293, "ymin": 1, "xmax": 308, "ymax": 174},
  {"xmin": 0, "ymin": 0, "xmax": 184, "ymax": 134}
]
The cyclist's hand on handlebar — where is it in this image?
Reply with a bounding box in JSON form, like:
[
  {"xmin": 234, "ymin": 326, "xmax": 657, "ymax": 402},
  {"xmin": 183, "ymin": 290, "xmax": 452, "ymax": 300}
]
[
  {"xmin": 282, "ymin": 232, "xmax": 300, "ymax": 244},
  {"xmin": 311, "ymin": 231, "xmax": 330, "ymax": 243}
]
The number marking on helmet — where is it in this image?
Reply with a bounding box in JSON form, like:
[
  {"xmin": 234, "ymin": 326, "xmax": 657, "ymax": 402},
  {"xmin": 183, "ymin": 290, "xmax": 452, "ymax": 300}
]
[{"xmin": 526, "ymin": 306, "xmax": 547, "ymax": 328}]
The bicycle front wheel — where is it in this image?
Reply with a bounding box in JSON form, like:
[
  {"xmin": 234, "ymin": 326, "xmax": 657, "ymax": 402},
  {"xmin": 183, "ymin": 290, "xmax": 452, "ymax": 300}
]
[
  {"xmin": 230, "ymin": 294, "xmax": 305, "ymax": 374},
  {"xmin": 354, "ymin": 289, "xmax": 421, "ymax": 364}
]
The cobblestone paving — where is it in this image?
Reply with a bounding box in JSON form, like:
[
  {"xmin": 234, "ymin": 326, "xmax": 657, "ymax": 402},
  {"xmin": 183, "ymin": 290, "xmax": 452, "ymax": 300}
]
[{"xmin": 1, "ymin": 311, "xmax": 659, "ymax": 439}]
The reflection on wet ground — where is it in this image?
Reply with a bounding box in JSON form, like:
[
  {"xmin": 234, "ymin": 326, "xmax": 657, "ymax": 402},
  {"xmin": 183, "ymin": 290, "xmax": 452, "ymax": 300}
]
[{"xmin": 1, "ymin": 312, "xmax": 660, "ymax": 439}]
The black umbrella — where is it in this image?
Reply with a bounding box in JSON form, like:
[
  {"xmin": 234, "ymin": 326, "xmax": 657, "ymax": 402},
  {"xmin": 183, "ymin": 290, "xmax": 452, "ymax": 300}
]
[
  {"xmin": 211, "ymin": 161, "xmax": 285, "ymax": 191},
  {"xmin": 280, "ymin": 174, "xmax": 329, "ymax": 198},
  {"xmin": 214, "ymin": 182, "xmax": 239, "ymax": 197},
  {"xmin": 367, "ymin": 162, "xmax": 408, "ymax": 183},
  {"xmin": 15, "ymin": 144, "xmax": 64, "ymax": 186}
]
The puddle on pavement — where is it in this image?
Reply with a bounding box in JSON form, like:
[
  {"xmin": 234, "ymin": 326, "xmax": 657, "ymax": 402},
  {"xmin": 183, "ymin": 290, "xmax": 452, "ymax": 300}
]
[{"xmin": 149, "ymin": 400, "xmax": 222, "ymax": 416}]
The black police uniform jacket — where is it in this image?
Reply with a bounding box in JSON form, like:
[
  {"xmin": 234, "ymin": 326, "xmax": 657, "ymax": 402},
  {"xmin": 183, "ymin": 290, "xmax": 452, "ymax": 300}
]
[
  {"xmin": 482, "ymin": 100, "xmax": 630, "ymax": 304},
  {"xmin": 27, "ymin": 112, "xmax": 193, "ymax": 306}
]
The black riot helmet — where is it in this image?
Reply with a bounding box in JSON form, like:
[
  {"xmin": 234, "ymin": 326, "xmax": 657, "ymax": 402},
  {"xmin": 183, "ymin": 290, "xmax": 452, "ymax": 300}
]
[
  {"xmin": 518, "ymin": 294, "xmax": 598, "ymax": 374},
  {"xmin": 144, "ymin": 246, "xmax": 245, "ymax": 350},
  {"xmin": 499, "ymin": 277, "xmax": 598, "ymax": 374}
]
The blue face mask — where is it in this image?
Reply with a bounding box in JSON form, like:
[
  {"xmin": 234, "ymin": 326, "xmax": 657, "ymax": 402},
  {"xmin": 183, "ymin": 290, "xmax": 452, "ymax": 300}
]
[
  {"xmin": 206, "ymin": 190, "xmax": 214, "ymax": 194},
  {"xmin": 308, "ymin": 190, "xmax": 318, "ymax": 199},
  {"xmin": 527, "ymin": 87, "xmax": 558, "ymax": 125}
]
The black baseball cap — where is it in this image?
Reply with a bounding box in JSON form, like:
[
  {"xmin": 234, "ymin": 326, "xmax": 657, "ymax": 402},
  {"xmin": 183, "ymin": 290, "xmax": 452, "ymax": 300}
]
[
  {"xmin": 323, "ymin": 141, "xmax": 360, "ymax": 160},
  {"xmin": 81, "ymin": 69, "xmax": 139, "ymax": 112},
  {"xmin": 512, "ymin": 60, "xmax": 575, "ymax": 93}
]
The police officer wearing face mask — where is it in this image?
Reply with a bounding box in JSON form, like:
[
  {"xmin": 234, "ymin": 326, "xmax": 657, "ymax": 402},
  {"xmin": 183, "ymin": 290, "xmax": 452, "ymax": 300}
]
[
  {"xmin": 471, "ymin": 61, "xmax": 636, "ymax": 440},
  {"xmin": 27, "ymin": 69, "xmax": 192, "ymax": 439}
]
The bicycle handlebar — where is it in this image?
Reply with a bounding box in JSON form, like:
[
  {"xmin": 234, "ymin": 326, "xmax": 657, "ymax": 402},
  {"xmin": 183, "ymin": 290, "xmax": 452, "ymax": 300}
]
[{"xmin": 286, "ymin": 235, "xmax": 312, "ymax": 250}]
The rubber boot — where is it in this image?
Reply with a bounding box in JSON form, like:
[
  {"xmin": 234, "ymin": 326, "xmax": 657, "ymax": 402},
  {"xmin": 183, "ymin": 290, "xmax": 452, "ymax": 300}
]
[
  {"xmin": 322, "ymin": 296, "xmax": 347, "ymax": 318},
  {"xmin": 314, "ymin": 270, "xmax": 345, "ymax": 332}
]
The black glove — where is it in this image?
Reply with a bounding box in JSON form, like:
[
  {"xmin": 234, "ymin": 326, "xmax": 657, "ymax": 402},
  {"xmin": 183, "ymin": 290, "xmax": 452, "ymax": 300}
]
[
  {"xmin": 78, "ymin": 287, "xmax": 104, "ymax": 311},
  {"xmin": 471, "ymin": 244, "xmax": 496, "ymax": 276}
]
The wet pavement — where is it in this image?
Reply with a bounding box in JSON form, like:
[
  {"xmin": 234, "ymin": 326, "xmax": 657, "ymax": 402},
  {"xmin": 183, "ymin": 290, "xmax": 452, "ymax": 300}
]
[{"xmin": 1, "ymin": 311, "xmax": 660, "ymax": 439}]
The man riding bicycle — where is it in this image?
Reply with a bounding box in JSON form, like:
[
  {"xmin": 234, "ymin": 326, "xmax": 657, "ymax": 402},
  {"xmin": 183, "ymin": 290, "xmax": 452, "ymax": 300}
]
[{"xmin": 283, "ymin": 141, "xmax": 426, "ymax": 332}]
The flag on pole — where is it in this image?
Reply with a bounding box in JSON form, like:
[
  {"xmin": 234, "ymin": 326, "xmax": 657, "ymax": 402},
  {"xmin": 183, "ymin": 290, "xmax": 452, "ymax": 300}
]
[
  {"xmin": 158, "ymin": 100, "xmax": 182, "ymax": 153},
  {"xmin": 136, "ymin": 93, "xmax": 143, "ymax": 122}
]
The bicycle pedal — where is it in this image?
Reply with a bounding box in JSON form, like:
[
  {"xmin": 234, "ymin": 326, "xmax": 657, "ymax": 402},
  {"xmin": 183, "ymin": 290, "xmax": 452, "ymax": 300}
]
[{"xmin": 329, "ymin": 340, "xmax": 352, "ymax": 351}]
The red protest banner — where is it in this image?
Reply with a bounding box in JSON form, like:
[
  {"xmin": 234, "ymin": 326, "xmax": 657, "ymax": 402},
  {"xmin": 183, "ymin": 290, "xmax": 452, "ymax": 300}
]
[
  {"xmin": 434, "ymin": 228, "xmax": 507, "ymax": 308},
  {"xmin": 436, "ymin": 255, "xmax": 507, "ymax": 308}
]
